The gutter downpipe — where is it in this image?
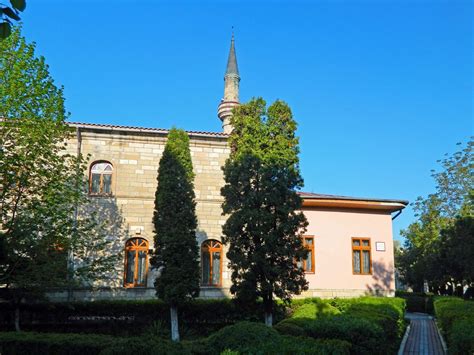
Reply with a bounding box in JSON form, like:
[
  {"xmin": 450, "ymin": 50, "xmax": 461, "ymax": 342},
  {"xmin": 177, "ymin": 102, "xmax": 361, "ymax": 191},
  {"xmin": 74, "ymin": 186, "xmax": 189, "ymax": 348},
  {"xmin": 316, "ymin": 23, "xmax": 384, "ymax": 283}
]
[
  {"xmin": 68, "ymin": 127, "xmax": 82, "ymax": 302},
  {"xmin": 392, "ymin": 209, "xmax": 403, "ymax": 220}
]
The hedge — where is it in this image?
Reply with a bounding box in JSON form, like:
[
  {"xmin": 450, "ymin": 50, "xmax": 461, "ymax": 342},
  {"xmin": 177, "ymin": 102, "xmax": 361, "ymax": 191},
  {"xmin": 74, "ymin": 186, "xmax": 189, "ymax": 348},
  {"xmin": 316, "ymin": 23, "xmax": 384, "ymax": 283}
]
[
  {"xmin": 434, "ymin": 297, "xmax": 474, "ymax": 354},
  {"xmin": 204, "ymin": 321, "xmax": 351, "ymax": 355},
  {"xmin": 290, "ymin": 298, "xmax": 341, "ymax": 319},
  {"xmin": 395, "ymin": 291, "xmax": 434, "ymax": 314},
  {"xmin": 275, "ymin": 297, "xmax": 406, "ymax": 354},
  {"xmin": 0, "ymin": 332, "xmax": 119, "ymax": 355},
  {"xmin": 0, "ymin": 299, "xmax": 285, "ymax": 337}
]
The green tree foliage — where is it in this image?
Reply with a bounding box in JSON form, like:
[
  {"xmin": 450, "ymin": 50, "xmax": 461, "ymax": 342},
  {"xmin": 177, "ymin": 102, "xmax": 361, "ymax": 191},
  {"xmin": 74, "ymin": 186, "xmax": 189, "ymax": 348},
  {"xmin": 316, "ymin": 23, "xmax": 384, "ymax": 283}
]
[
  {"xmin": 0, "ymin": 1, "xmax": 25, "ymax": 39},
  {"xmin": 221, "ymin": 98, "xmax": 308, "ymax": 326},
  {"xmin": 397, "ymin": 139, "xmax": 473, "ymax": 294},
  {"xmin": 0, "ymin": 27, "xmax": 117, "ymax": 329},
  {"xmin": 152, "ymin": 128, "xmax": 200, "ymax": 341}
]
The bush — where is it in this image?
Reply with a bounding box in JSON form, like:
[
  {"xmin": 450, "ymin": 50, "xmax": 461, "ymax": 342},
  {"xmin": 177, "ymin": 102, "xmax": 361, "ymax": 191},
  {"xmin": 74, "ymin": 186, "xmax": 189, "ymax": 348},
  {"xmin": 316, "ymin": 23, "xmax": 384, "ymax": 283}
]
[
  {"xmin": 99, "ymin": 337, "xmax": 189, "ymax": 355},
  {"xmin": 0, "ymin": 299, "xmax": 286, "ymax": 337},
  {"xmin": 328, "ymin": 296, "xmax": 406, "ymax": 351},
  {"xmin": 279, "ymin": 315, "xmax": 384, "ymax": 354},
  {"xmin": 0, "ymin": 331, "xmax": 119, "ymax": 355},
  {"xmin": 329, "ymin": 296, "xmax": 405, "ymax": 319},
  {"xmin": 434, "ymin": 297, "xmax": 474, "ymax": 354},
  {"xmin": 256, "ymin": 336, "xmax": 351, "ymax": 354},
  {"xmin": 274, "ymin": 319, "xmax": 306, "ymax": 337},
  {"xmin": 291, "ymin": 300, "xmax": 340, "ymax": 319},
  {"xmin": 395, "ymin": 291, "xmax": 434, "ymax": 313},
  {"xmin": 204, "ymin": 321, "xmax": 352, "ymax": 355},
  {"xmin": 450, "ymin": 318, "xmax": 474, "ymax": 355},
  {"xmin": 206, "ymin": 321, "xmax": 280, "ymax": 354}
]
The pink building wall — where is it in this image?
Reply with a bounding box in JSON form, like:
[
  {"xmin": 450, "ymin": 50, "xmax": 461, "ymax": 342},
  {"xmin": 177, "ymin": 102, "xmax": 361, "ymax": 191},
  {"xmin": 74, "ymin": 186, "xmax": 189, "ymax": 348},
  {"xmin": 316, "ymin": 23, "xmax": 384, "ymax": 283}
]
[{"xmin": 301, "ymin": 207, "xmax": 396, "ymax": 298}]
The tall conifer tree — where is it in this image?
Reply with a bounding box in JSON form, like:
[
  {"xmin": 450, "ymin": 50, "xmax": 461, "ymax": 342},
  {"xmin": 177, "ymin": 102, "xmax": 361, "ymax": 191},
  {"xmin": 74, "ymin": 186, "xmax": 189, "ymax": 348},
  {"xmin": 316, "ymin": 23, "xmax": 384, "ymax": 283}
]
[
  {"xmin": 221, "ymin": 98, "xmax": 309, "ymax": 326},
  {"xmin": 152, "ymin": 128, "xmax": 200, "ymax": 341}
]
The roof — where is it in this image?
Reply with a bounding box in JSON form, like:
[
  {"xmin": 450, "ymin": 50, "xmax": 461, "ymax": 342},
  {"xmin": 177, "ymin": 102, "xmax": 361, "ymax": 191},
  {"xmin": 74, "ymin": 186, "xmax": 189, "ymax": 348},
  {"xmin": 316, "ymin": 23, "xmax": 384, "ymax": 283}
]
[
  {"xmin": 225, "ymin": 33, "xmax": 239, "ymax": 77},
  {"xmin": 298, "ymin": 191, "xmax": 408, "ymax": 212},
  {"xmin": 67, "ymin": 121, "xmax": 229, "ymax": 139}
]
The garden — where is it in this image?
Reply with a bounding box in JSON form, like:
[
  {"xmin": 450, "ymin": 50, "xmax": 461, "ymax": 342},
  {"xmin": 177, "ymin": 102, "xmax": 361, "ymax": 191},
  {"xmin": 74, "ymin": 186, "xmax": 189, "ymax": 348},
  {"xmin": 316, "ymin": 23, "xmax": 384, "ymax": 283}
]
[{"xmin": 0, "ymin": 296, "xmax": 407, "ymax": 354}]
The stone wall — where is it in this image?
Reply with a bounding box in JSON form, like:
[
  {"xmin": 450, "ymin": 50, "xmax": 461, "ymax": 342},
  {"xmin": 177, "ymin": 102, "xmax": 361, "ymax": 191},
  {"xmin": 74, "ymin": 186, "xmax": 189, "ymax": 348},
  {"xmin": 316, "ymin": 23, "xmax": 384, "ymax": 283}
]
[{"xmin": 62, "ymin": 126, "xmax": 231, "ymax": 299}]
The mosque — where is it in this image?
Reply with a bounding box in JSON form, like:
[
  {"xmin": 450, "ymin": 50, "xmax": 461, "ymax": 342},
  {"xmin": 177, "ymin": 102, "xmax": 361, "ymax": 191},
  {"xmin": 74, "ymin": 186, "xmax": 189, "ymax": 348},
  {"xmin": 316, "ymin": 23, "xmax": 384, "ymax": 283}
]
[{"xmin": 57, "ymin": 35, "xmax": 407, "ymax": 301}]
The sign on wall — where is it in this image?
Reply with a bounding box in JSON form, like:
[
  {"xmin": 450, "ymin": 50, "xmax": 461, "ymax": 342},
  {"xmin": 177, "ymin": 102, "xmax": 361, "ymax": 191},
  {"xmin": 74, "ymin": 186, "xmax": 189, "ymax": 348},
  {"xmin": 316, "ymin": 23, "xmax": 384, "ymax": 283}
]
[{"xmin": 375, "ymin": 242, "xmax": 386, "ymax": 251}]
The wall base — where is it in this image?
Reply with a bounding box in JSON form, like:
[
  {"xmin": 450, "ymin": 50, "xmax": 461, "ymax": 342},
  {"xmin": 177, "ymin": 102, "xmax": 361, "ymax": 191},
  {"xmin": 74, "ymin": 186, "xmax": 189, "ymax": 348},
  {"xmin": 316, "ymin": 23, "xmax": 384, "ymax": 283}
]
[{"xmin": 47, "ymin": 287, "xmax": 393, "ymax": 302}]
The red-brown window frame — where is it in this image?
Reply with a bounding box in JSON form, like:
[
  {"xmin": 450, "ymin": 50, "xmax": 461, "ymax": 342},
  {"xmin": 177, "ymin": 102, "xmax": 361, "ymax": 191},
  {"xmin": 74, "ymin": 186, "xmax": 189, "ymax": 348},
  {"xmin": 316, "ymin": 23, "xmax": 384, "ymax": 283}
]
[
  {"xmin": 123, "ymin": 238, "xmax": 149, "ymax": 288},
  {"xmin": 89, "ymin": 161, "xmax": 113, "ymax": 196},
  {"xmin": 302, "ymin": 235, "xmax": 315, "ymax": 273},
  {"xmin": 201, "ymin": 240, "xmax": 223, "ymax": 287},
  {"xmin": 352, "ymin": 237, "xmax": 372, "ymax": 275}
]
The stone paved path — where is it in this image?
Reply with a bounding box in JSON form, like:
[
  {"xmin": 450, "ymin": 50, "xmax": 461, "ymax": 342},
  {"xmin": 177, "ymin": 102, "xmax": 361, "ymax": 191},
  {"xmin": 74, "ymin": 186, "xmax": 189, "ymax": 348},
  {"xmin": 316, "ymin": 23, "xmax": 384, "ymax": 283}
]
[{"xmin": 399, "ymin": 313, "xmax": 446, "ymax": 355}]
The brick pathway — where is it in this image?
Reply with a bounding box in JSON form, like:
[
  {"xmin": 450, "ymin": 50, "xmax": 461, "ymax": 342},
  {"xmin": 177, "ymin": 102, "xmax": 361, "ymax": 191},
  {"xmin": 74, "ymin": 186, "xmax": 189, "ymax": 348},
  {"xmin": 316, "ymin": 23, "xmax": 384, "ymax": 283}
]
[{"xmin": 399, "ymin": 313, "xmax": 446, "ymax": 355}]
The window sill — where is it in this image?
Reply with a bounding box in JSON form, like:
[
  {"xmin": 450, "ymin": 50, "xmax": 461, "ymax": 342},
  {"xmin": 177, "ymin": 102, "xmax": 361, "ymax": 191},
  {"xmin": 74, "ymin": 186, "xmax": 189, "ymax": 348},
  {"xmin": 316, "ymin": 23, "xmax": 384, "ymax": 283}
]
[
  {"xmin": 89, "ymin": 194, "xmax": 114, "ymax": 198},
  {"xmin": 200, "ymin": 285, "xmax": 222, "ymax": 288}
]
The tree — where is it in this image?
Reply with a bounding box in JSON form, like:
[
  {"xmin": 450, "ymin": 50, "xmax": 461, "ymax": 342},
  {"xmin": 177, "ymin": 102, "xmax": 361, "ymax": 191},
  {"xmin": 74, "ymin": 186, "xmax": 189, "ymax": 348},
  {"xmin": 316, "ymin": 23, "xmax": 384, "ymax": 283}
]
[
  {"xmin": 151, "ymin": 128, "xmax": 200, "ymax": 342},
  {"xmin": 221, "ymin": 98, "xmax": 308, "ymax": 326},
  {"xmin": 0, "ymin": 1, "xmax": 25, "ymax": 39},
  {"xmin": 397, "ymin": 139, "xmax": 473, "ymax": 293},
  {"xmin": 0, "ymin": 27, "xmax": 117, "ymax": 330}
]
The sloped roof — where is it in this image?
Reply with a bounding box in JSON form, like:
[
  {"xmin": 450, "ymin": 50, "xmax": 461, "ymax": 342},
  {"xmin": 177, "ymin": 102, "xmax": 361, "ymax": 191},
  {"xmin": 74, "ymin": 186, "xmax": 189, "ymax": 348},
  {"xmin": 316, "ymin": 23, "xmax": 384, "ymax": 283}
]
[
  {"xmin": 68, "ymin": 121, "xmax": 229, "ymax": 139},
  {"xmin": 298, "ymin": 191, "xmax": 408, "ymax": 212},
  {"xmin": 298, "ymin": 191, "xmax": 408, "ymax": 205}
]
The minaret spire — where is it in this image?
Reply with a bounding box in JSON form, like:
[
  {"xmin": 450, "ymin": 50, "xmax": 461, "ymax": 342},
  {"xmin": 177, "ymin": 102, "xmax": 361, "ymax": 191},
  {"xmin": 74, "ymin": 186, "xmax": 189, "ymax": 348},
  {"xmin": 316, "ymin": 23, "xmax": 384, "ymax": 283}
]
[
  {"xmin": 218, "ymin": 31, "xmax": 240, "ymax": 134},
  {"xmin": 225, "ymin": 31, "xmax": 239, "ymax": 77}
]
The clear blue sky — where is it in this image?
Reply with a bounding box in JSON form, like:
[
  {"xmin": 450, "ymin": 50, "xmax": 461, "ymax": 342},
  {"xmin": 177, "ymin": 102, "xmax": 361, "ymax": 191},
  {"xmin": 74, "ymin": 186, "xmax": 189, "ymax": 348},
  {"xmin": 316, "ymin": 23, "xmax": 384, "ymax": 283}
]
[{"xmin": 21, "ymin": 0, "xmax": 473, "ymax": 241}]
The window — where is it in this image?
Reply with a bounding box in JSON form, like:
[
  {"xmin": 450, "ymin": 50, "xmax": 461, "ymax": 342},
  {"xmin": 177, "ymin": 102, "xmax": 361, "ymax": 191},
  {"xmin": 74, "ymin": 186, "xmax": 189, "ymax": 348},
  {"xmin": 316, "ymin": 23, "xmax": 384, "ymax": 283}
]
[
  {"xmin": 201, "ymin": 240, "xmax": 222, "ymax": 286},
  {"xmin": 302, "ymin": 236, "xmax": 315, "ymax": 273},
  {"xmin": 124, "ymin": 238, "xmax": 148, "ymax": 287},
  {"xmin": 352, "ymin": 238, "xmax": 371, "ymax": 275},
  {"xmin": 90, "ymin": 161, "xmax": 113, "ymax": 195}
]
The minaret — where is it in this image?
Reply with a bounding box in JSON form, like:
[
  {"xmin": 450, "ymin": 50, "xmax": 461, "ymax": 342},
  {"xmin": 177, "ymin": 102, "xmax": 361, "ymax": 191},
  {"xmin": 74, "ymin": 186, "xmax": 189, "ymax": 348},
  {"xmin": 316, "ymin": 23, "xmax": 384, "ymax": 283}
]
[{"xmin": 217, "ymin": 33, "xmax": 240, "ymax": 134}]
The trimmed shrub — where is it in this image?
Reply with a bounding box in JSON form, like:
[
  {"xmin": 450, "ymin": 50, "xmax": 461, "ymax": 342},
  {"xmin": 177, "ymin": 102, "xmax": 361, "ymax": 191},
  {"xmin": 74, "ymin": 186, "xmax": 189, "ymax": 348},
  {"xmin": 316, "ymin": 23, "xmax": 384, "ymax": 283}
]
[
  {"xmin": 204, "ymin": 321, "xmax": 352, "ymax": 355},
  {"xmin": 0, "ymin": 299, "xmax": 286, "ymax": 337},
  {"xmin": 329, "ymin": 296, "xmax": 405, "ymax": 319},
  {"xmin": 344, "ymin": 303, "xmax": 403, "ymax": 346},
  {"xmin": 328, "ymin": 296, "xmax": 406, "ymax": 350},
  {"xmin": 434, "ymin": 297, "xmax": 474, "ymax": 354},
  {"xmin": 99, "ymin": 337, "xmax": 189, "ymax": 355},
  {"xmin": 0, "ymin": 331, "xmax": 119, "ymax": 355},
  {"xmin": 280, "ymin": 315, "xmax": 384, "ymax": 354},
  {"xmin": 291, "ymin": 301, "xmax": 340, "ymax": 319},
  {"xmin": 450, "ymin": 318, "xmax": 474, "ymax": 355},
  {"xmin": 395, "ymin": 291, "xmax": 434, "ymax": 313},
  {"xmin": 274, "ymin": 319, "xmax": 306, "ymax": 337},
  {"xmin": 206, "ymin": 321, "xmax": 280, "ymax": 354},
  {"xmin": 256, "ymin": 336, "xmax": 351, "ymax": 355}
]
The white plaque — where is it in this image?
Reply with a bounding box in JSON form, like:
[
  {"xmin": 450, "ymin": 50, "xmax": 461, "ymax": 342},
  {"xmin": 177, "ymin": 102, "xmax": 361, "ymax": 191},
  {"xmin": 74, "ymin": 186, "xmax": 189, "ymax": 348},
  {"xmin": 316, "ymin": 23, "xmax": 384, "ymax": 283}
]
[{"xmin": 375, "ymin": 242, "xmax": 385, "ymax": 251}]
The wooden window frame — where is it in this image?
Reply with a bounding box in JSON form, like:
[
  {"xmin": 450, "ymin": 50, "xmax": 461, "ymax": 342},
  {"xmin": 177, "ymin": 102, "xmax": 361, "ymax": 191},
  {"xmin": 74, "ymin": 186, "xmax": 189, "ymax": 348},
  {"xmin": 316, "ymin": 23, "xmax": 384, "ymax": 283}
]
[
  {"xmin": 89, "ymin": 161, "xmax": 113, "ymax": 196},
  {"xmin": 302, "ymin": 235, "xmax": 315, "ymax": 273},
  {"xmin": 352, "ymin": 237, "xmax": 372, "ymax": 275},
  {"xmin": 123, "ymin": 238, "xmax": 149, "ymax": 288},
  {"xmin": 201, "ymin": 240, "xmax": 223, "ymax": 287}
]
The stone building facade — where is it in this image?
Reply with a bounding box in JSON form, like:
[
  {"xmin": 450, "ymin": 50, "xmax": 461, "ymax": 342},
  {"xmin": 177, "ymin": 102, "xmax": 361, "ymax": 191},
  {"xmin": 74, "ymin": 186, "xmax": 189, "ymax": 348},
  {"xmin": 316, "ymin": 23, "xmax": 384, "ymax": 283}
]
[{"xmin": 54, "ymin": 36, "xmax": 407, "ymax": 301}]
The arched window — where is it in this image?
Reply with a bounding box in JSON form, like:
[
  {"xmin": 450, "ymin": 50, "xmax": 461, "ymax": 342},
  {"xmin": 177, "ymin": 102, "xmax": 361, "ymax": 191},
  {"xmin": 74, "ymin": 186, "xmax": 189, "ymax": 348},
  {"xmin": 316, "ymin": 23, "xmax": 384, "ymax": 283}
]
[
  {"xmin": 201, "ymin": 240, "xmax": 222, "ymax": 286},
  {"xmin": 90, "ymin": 161, "xmax": 113, "ymax": 195},
  {"xmin": 124, "ymin": 238, "xmax": 148, "ymax": 287}
]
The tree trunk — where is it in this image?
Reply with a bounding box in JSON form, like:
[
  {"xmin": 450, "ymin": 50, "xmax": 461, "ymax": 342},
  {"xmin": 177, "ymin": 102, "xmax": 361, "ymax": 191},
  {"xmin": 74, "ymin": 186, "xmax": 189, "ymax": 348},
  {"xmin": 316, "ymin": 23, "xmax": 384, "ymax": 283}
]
[
  {"xmin": 14, "ymin": 306, "xmax": 20, "ymax": 332},
  {"xmin": 264, "ymin": 312, "xmax": 273, "ymax": 327},
  {"xmin": 263, "ymin": 294, "xmax": 273, "ymax": 327},
  {"xmin": 170, "ymin": 306, "xmax": 180, "ymax": 342}
]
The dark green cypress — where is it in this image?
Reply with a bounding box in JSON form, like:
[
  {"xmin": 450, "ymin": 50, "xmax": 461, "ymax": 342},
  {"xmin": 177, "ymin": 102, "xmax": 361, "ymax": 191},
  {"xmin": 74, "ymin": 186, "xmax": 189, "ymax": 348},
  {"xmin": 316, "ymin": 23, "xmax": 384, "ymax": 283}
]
[{"xmin": 152, "ymin": 128, "xmax": 199, "ymax": 341}]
